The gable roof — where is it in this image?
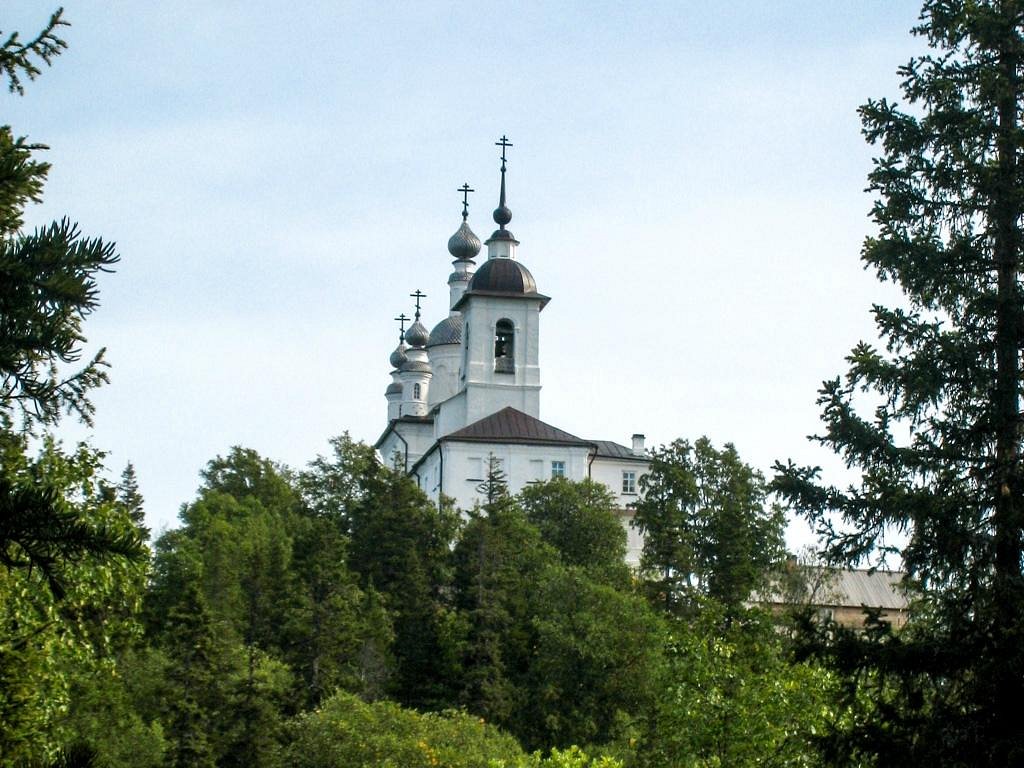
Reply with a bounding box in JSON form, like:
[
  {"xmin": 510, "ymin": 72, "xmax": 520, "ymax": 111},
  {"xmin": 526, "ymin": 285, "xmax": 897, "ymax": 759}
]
[
  {"xmin": 830, "ymin": 568, "xmax": 908, "ymax": 611},
  {"xmin": 757, "ymin": 567, "xmax": 909, "ymax": 612},
  {"xmin": 590, "ymin": 439, "xmax": 648, "ymax": 462},
  {"xmin": 442, "ymin": 406, "xmax": 594, "ymax": 447}
]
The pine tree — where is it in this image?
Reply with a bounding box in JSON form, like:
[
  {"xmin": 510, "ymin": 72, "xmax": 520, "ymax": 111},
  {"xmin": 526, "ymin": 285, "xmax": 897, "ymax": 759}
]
[{"xmin": 773, "ymin": 2, "xmax": 1024, "ymax": 763}]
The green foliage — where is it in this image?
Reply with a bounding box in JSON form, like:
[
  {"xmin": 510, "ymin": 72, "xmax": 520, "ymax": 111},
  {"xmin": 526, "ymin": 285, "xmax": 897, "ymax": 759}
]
[
  {"xmin": 297, "ymin": 432, "xmax": 379, "ymax": 525},
  {"xmin": 772, "ymin": 1, "xmax": 1024, "ymax": 763},
  {"xmin": 522, "ymin": 566, "xmax": 663, "ymax": 751},
  {"xmin": 633, "ymin": 437, "xmax": 785, "ymax": 615},
  {"xmin": 0, "ymin": 8, "xmax": 66, "ymax": 95},
  {"xmin": 280, "ymin": 690, "xmax": 526, "ymax": 768},
  {"xmin": 199, "ymin": 446, "xmax": 301, "ymax": 517},
  {"xmin": 453, "ymin": 487, "xmax": 556, "ymax": 729},
  {"xmin": 339, "ymin": 448, "xmax": 459, "ymax": 708},
  {"xmin": 0, "ymin": 438, "xmax": 147, "ymax": 766},
  {"xmin": 640, "ymin": 603, "xmax": 837, "ymax": 768},
  {"xmin": 519, "ymin": 478, "xmax": 630, "ymax": 586}
]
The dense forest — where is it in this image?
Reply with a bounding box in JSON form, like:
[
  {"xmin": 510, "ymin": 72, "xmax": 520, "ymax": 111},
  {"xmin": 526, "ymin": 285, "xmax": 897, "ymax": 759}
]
[{"xmin": 5, "ymin": 1, "xmax": 1024, "ymax": 766}]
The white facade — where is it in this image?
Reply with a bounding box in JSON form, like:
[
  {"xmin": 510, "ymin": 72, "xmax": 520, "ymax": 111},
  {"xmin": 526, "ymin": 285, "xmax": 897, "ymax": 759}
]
[{"xmin": 374, "ymin": 149, "xmax": 650, "ymax": 565}]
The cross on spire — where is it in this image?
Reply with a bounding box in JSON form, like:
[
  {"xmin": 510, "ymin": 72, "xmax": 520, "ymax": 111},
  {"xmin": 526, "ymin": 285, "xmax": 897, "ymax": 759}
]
[
  {"xmin": 394, "ymin": 312, "xmax": 410, "ymax": 340},
  {"xmin": 410, "ymin": 289, "xmax": 426, "ymax": 319},
  {"xmin": 458, "ymin": 182, "xmax": 474, "ymax": 220},
  {"xmin": 492, "ymin": 135, "xmax": 513, "ymax": 231},
  {"xmin": 496, "ymin": 135, "xmax": 513, "ymax": 169}
]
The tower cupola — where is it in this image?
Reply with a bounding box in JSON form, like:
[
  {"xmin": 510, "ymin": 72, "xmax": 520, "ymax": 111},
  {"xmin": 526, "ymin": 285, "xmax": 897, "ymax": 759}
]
[
  {"xmin": 399, "ymin": 290, "xmax": 432, "ymax": 417},
  {"xmin": 385, "ymin": 313, "xmax": 409, "ymax": 421}
]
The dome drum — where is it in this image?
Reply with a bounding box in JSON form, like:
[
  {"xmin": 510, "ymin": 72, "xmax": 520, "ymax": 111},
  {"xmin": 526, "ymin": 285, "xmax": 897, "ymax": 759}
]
[{"xmin": 400, "ymin": 359, "xmax": 432, "ymax": 374}]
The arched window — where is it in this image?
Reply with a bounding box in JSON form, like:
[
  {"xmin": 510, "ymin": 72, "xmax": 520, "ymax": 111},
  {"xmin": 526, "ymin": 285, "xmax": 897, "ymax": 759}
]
[
  {"xmin": 413, "ymin": 383, "xmax": 421, "ymax": 399},
  {"xmin": 494, "ymin": 319, "xmax": 514, "ymax": 373}
]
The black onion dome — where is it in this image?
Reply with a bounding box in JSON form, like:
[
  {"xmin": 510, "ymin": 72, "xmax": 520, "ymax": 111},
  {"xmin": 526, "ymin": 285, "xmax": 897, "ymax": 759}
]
[
  {"xmin": 405, "ymin": 320, "xmax": 429, "ymax": 348},
  {"xmin": 467, "ymin": 258, "xmax": 537, "ymax": 294},
  {"xmin": 448, "ymin": 221, "xmax": 481, "ymax": 262},
  {"xmin": 428, "ymin": 315, "xmax": 463, "ymax": 347},
  {"xmin": 389, "ymin": 342, "xmax": 407, "ymax": 369}
]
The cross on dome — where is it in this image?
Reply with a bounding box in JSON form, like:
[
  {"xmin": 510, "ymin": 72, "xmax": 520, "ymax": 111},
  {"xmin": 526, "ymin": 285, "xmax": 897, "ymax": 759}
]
[
  {"xmin": 410, "ymin": 289, "xmax": 427, "ymax": 320},
  {"xmin": 458, "ymin": 183, "xmax": 474, "ymax": 221},
  {"xmin": 496, "ymin": 135, "xmax": 513, "ymax": 168},
  {"xmin": 393, "ymin": 312, "xmax": 409, "ymax": 341}
]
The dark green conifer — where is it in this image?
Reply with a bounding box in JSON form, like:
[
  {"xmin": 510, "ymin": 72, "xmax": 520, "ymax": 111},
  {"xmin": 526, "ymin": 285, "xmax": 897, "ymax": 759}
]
[{"xmin": 773, "ymin": 2, "xmax": 1024, "ymax": 763}]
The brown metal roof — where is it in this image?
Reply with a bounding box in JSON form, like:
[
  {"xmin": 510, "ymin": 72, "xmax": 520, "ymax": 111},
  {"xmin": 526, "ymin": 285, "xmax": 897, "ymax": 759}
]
[
  {"xmin": 590, "ymin": 439, "xmax": 648, "ymax": 462},
  {"xmin": 443, "ymin": 406, "xmax": 593, "ymax": 447}
]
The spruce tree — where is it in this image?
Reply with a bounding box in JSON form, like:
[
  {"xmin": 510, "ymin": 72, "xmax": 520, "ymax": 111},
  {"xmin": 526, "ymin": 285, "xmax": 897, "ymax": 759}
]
[{"xmin": 773, "ymin": 2, "xmax": 1024, "ymax": 763}]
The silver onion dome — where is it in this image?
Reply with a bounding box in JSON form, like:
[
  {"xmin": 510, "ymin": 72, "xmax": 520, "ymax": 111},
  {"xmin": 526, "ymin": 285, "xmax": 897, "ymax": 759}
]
[
  {"xmin": 389, "ymin": 342, "xmax": 408, "ymax": 370},
  {"xmin": 405, "ymin": 320, "xmax": 429, "ymax": 348},
  {"xmin": 448, "ymin": 221, "xmax": 481, "ymax": 262},
  {"xmin": 385, "ymin": 381, "xmax": 403, "ymax": 395}
]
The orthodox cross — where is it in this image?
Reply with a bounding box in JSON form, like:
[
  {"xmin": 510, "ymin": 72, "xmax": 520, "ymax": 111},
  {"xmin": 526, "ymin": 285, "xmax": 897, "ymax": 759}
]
[
  {"xmin": 458, "ymin": 182, "xmax": 474, "ymax": 220},
  {"xmin": 495, "ymin": 135, "xmax": 513, "ymax": 169},
  {"xmin": 410, "ymin": 289, "xmax": 427, "ymax": 320},
  {"xmin": 394, "ymin": 312, "xmax": 409, "ymax": 341}
]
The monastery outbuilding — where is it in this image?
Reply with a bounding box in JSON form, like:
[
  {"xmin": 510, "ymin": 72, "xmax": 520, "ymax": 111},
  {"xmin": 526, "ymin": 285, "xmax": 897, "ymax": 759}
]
[{"xmin": 375, "ymin": 137, "xmax": 647, "ymax": 564}]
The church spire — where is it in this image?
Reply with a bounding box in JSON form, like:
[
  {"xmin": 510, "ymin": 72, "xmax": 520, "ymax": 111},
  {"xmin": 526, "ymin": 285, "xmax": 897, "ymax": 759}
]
[{"xmin": 485, "ymin": 135, "xmax": 520, "ymax": 256}]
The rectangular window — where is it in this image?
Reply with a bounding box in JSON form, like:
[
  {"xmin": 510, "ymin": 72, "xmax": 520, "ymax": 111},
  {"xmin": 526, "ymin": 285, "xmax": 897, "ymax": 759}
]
[
  {"xmin": 467, "ymin": 457, "xmax": 483, "ymax": 481},
  {"xmin": 551, "ymin": 460, "xmax": 566, "ymax": 478},
  {"xmin": 622, "ymin": 471, "xmax": 637, "ymax": 494},
  {"xmin": 529, "ymin": 459, "xmax": 544, "ymax": 481}
]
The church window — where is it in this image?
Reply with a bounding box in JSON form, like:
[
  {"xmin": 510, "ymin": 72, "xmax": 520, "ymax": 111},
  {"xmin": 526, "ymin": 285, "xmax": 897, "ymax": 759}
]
[
  {"xmin": 529, "ymin": 459, "xmax": 544, "ymax": 481},
  {"xmin": 467, "ymin": 457, "xmax": 483, "ymax": 481},
  {"xmin": 622, "ymin": 471, "xmax": 637, "ymax": 494},
  {"xmin": 551, "ymin": 460, "xmax": 565, "ymax": 478},
  {"xmin": 413, "ymin": 383, "xmax": 421, "ymax": 400},
  {"xmin": 494, "ymin": 319, "xmax": 514, "ymax": 373}
]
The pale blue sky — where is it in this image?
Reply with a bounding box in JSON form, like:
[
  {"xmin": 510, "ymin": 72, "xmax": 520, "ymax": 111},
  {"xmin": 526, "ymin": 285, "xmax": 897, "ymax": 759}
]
[{"xmin": 8, "ymin": 1, "xmax": 923, "ymax": 547}]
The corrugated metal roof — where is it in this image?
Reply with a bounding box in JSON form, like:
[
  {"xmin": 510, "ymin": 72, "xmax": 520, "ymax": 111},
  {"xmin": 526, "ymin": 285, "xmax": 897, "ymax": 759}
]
[
  {"xmin": 443, "ymin": 406, "xmax": 593, "ymax": 446},
  {"xmin": 757, "ymin": 567, "xmax": 909, "ymax": 611},
  {"xmin": 829, "ymin": 569, "xmax": 908, "ymax": 610},
  {"xmin": 590, "ymin": 440, "xmax": 647, "ymax": 462}
]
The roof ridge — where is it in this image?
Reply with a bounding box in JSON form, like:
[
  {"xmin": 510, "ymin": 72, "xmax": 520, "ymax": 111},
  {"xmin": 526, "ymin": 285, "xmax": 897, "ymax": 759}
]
[{"xmin": 443, "ymin": 406, "xmax": 592, "ymax": 445}]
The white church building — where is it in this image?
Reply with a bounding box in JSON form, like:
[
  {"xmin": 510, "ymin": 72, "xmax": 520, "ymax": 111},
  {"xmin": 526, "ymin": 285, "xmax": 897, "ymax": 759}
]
[{"xmin": 375, "ymin": 138, "xmax": 647, "ymax": 564}]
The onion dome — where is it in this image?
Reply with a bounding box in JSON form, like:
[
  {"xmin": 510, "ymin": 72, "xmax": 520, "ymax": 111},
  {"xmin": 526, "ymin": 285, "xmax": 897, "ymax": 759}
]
[
  {"xmin": 448, "ymin": 221, "xmax": 481, "ymax": 262},
  {"xmin": 389, "ymin": 342, "xmax": 408, "ymax": 370},
  {"xmin": 405, "ymin": 320, "xmax": 429, "ymax": 348},
  {"xmin": 427, "ymin": 315, "xmax": 463, "ymax": 347},
  {"xmin": 400, "ymin": 359, "xmax": 432, "ymax": 374},
  {"xmin": 385, "ymin": 381, "xmax": 403, "ymax": 395},
  {"xmin": 467, "ymin": 258, "xmax": 537, "ymax": 294}
]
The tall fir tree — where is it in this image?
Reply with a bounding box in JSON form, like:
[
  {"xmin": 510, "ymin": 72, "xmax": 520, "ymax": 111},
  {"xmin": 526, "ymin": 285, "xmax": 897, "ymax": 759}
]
[{"xmin": 773, "ymin": 2, "xmax": 1024, "ymax": 764}]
